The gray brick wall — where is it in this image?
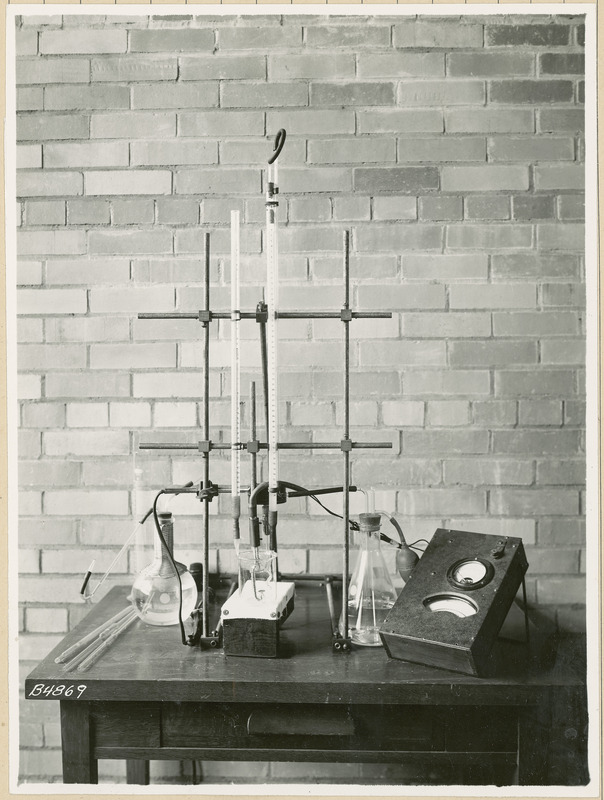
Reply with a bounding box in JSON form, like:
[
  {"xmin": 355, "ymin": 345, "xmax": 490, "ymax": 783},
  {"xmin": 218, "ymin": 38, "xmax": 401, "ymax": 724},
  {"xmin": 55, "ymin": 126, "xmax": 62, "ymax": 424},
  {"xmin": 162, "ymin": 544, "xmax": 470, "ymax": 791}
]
[{"xmin": 14, "ymin": 11, "xmax": 587, "ymax": 785}]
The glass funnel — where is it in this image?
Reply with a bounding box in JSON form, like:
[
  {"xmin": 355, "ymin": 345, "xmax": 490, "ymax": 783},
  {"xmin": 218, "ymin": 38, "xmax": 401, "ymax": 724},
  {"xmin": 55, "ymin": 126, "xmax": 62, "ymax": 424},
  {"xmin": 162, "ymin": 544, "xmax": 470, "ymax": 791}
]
[{"xmin": 343, "ymin": 512, "xmax": 399, "ymax": 647}]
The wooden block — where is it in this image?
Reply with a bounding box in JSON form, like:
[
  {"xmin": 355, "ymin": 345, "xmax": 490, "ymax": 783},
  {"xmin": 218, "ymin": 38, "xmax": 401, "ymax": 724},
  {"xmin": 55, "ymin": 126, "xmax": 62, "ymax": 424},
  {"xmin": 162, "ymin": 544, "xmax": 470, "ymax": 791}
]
[
  {"xmin": 222, "ymin": 618, "xmax": 279, "ymax": 658},
  {"xmin": 221, "ymin": 580, "xmax": 295, "ymax": 658}
]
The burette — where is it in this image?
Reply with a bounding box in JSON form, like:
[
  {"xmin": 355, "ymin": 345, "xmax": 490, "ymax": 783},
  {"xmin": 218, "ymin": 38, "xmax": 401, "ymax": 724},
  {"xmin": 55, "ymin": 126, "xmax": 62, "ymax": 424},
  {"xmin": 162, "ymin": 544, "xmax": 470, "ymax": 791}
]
[
  {"xmin": 230, "ymin": 210, "xmax": 242, "ymax": 553},
  {"xmin": 265, "ymin": 130, "xmax": 286, "ymax": 556}
]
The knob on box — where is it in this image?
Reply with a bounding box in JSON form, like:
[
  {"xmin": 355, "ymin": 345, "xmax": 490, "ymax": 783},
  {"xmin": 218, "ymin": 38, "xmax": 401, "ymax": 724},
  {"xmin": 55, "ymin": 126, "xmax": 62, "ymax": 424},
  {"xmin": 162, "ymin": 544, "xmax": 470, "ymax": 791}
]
[{"xmin": 379, "ymin": 529, "xmax": 529, "ymax": 677}]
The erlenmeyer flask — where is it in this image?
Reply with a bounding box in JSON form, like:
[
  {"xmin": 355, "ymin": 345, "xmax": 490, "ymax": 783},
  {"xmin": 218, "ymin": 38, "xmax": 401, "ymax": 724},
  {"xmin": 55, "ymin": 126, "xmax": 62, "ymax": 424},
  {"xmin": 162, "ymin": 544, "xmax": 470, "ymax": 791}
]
[
  {"xmin": 344, "ymin": 513, "xmax": 399, "ymax": 646},
  {"xmin": 130, "ymin": 512, "xmax": 197, "ymax": 626}
]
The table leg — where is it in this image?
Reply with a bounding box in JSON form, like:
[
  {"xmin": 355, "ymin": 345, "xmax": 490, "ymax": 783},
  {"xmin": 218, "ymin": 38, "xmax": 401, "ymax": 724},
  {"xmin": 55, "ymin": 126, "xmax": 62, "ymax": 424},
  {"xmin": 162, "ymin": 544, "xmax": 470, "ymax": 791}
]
[
  {"xmin": 546, "ymin": 686, "xmax": 590, "ymax": 785},
  {"xmin": 60, "ymin": 701, "xmax": 98, "ymax": 784},
  {"xmin": 517, "ymin": 698, "xmax": 551, "ymax": 785},
  {"xmin": 126, "ymin": 760, "xmax": 150, "ymax": 785}
]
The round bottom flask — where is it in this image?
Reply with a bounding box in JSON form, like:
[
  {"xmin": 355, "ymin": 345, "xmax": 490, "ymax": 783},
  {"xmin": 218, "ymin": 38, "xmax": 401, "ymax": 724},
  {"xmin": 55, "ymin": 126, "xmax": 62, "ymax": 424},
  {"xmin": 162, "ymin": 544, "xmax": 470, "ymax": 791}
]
[{"xmin": 130, "ymin": 512, "xmax": 197, "ymax": 626}]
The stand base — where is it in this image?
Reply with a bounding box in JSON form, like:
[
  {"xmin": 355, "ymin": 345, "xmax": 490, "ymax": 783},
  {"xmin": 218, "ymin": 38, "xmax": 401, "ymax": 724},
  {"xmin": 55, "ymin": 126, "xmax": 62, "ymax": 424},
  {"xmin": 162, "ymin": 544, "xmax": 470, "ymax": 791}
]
[{"xmin": 221, "ymin": 581, "xmax": 295, "ymax": 658}]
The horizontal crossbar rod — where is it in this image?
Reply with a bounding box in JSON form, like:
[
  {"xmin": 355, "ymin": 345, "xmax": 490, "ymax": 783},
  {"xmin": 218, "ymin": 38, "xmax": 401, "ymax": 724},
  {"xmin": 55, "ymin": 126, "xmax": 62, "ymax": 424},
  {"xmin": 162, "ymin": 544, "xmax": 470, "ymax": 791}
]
[
  {"xmin": 137, "ymin": 311, "xmax": 391, "ymax": 320},
  {"xmin": 139, "ymin": 441, "xmax": 392, "ymax": 451}
]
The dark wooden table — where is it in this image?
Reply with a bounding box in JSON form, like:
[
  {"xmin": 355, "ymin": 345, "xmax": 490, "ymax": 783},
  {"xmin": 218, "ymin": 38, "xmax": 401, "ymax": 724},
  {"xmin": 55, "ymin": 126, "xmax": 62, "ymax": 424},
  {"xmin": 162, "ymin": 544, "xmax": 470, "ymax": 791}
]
[{"xmin": 25, "ymin": 583, "xmax": 589, "ymax": 786}]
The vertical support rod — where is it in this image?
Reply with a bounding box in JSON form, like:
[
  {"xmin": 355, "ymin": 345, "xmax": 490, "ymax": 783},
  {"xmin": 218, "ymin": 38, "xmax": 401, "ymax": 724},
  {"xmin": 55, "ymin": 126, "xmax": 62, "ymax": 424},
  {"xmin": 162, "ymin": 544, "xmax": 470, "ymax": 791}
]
[
  {"xmin": 230, "ymin": 211, "xmax": 241, "ymax": 552},
  {"xmin": 325, "ymin": 577, "xmax": 337, "ymax": 637},
  {"xmin": 258, "ymin": 301, "xmax": 271, "ymax": 547},
  {"xmin": 250, "ymin": 382, "xmax": 257, "ymax": 491},
  {"xmin": 342, "ymin": 229, "xmax": 351, "ymax": 642},
  {"xmin": 201, "ymin": 232, "xmax": 210, "ymax": 639},
  {"xmin": 521, "ymin": 576, "xmax": 530, "ymax": 645},
  {"xmin": 258, "ymin": 300, "xmax": 270, "ymax": 438},
  {"xmin": 265, "ymin": 158, "xmax": 280, "ymax": 563}
]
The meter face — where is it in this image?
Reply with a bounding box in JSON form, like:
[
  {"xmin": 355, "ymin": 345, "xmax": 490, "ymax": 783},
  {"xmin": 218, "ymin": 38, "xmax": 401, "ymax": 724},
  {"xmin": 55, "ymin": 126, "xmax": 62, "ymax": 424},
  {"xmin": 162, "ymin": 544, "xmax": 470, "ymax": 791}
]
[
  {"xmin": 452, "ymin": 560, "xmax": 487, "ymax": 584},
  {"xmin": 423, "ymin": 594, "xmax": 478, "ymax": 618},
  {"xmin": 447, "ymin": 558, "xmax": 494, "ymax": 590}
]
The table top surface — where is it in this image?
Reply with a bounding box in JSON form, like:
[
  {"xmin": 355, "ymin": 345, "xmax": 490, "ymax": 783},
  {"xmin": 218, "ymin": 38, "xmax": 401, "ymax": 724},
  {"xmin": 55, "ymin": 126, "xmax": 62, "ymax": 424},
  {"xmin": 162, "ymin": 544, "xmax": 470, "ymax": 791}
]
[{"xmin": 25, "ymin": 583, "xmax": 585, "ymax": 706}]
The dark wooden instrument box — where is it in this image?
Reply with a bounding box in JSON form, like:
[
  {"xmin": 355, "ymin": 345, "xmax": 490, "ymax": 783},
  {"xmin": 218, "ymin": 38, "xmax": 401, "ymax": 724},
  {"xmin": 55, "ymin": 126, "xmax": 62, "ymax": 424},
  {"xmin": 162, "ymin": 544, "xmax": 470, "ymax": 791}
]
[{"xmin": 379, "ymin": 528, "xmax": 528, "ymax": 677}]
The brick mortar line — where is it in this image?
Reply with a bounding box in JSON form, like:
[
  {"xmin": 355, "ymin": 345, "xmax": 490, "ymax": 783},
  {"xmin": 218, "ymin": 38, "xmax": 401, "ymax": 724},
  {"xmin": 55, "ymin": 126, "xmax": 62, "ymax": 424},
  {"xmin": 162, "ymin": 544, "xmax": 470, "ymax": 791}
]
[{"xmin": 10, "ymin": 1, "xmax": 595, "ymax": 4}]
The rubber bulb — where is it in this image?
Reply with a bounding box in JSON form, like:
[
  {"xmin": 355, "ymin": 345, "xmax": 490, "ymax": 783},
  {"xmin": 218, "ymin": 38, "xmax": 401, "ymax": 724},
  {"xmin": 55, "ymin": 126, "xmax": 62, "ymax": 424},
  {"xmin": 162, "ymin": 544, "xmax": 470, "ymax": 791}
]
[{"xmin": 396, "ymin": 544, "xmax": 420, "ymax": 584}]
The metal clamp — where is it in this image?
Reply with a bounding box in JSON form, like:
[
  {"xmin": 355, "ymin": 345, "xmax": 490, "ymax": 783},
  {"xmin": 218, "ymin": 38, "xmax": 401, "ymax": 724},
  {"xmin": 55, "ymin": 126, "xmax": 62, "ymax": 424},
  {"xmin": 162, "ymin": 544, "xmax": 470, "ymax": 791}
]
[
  {"xmin": 187, "ymin": 610, "xmax": 222, "ymax": 649},
  {"xmin": 196, "ymin": 482, "xmax": 219, "ymax": 502},
  {"xmin": 255, "ymin": 302, "xmax": 268, "ymax": 323},
  {"xmin": 197, "ymin": 633, "xmax": 221, "ymax": 649},
  {"xmin": 332, "ymin": 634, "xmax": 352, "ymax": 653}
]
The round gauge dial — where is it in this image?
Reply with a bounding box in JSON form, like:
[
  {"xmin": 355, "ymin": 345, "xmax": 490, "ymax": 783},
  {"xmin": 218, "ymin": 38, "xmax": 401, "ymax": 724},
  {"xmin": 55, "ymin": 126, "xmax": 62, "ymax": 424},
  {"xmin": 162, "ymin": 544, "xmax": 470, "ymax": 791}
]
[
  {"xmin": 423, "ymin": 593, "xmax": 478, "ymax": 618},
  {"xmin": 447, "ymin": 557, "xmax": 494, "ymax": 590}
]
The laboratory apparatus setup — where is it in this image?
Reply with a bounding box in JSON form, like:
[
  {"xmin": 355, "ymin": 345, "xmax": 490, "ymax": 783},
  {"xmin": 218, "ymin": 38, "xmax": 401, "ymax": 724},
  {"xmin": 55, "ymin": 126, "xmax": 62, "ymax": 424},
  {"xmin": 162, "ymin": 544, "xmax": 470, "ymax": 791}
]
[{"xmin": 69, "ymin": 130, "xmax": 530, "ymax": 673}]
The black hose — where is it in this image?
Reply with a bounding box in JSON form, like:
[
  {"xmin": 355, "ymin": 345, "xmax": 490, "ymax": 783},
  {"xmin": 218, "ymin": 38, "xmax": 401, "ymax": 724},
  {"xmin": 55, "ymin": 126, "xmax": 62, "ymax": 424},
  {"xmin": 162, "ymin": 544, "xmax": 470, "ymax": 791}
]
[
  {"xmin": 152, "ymin": 491, "xmax": 187, "ymax": 646},
  {"xmin": 268, "ymin": 128, "xmax": 286, "ymax": 164}
]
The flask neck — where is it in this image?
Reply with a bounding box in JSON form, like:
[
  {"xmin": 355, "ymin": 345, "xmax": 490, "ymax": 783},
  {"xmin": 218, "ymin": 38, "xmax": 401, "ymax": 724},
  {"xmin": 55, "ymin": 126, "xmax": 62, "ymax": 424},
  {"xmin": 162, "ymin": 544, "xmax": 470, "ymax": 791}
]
[
  {"xmin": 154, "ymin": 515, "xmax": 179, "ymax": 576},
  {"xmin": 358, "ymin": 527, "xmax": 382, "ymax": 551},
  {"xmin": 155, "ymin": 518, "xmax": 173, "ymax": 553}
]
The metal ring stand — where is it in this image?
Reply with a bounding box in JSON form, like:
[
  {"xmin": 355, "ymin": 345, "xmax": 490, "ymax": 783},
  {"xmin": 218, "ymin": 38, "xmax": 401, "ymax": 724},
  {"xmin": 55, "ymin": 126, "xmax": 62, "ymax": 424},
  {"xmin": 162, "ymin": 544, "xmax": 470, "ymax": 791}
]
[{"xmin": 136, "ymin": 139, "xmax": 393, "ymax": 651}]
